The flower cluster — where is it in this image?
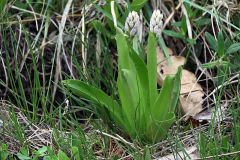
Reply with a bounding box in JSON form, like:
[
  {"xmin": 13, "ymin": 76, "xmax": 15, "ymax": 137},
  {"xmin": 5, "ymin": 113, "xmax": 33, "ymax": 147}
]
[
  {"xmin": 125, "ymin": 9, "xmax": 163, "ymax": 37},
  {"xmin": 125, "ymin": 11, "xmax": 140, "ymax": 37},
  {"xmin": 150, "ymin": 10, "xmax": 163, "ymax": 37}
]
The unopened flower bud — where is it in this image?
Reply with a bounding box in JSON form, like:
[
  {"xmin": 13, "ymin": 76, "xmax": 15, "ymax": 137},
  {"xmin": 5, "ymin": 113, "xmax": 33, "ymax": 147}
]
[
  {"xmin": 150, "ymin": 10, "xmax": 163, "ymax": 37},
  {"xmin": 125, "ymin": 11, "xmax": 140, "ymax": 37}
]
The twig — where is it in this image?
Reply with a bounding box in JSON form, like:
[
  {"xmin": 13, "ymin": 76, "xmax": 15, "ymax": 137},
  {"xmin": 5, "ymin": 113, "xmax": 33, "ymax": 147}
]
[{"xmin": 194, "ymin": 150, "xmax": 240, "ymax": 160}]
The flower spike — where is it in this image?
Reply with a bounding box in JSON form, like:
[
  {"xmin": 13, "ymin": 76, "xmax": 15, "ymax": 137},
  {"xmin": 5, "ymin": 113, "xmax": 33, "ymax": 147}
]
[
  {"xmin": 150, "ymin": 10, "xmax": 163, "ymax": 37},
  {"xmin": 125, "ymin": 11, "xmax": 140, "ymax": 37}
]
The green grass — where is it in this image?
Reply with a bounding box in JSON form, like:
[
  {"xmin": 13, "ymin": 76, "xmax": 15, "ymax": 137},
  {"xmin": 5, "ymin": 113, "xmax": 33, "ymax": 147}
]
[{"xmin": 0, "ymin": 0, "xmax": 240, "ymax": 159}]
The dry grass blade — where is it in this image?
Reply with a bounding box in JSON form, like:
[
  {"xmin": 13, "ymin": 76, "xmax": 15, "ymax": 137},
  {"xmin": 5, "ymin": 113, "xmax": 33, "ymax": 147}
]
[{"xmin": 52, "ymin": 0, "xmax": 73, "ymax": 101}]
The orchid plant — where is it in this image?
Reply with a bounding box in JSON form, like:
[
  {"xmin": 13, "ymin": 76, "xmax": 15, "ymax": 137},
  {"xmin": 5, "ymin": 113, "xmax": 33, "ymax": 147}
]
[{"xmin": 63, "ymin": 10, "xmax": 181, "ymax": 143}]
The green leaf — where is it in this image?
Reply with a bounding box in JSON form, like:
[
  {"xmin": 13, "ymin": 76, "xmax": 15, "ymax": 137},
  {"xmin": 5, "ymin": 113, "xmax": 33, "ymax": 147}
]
[
  {"xmin": 130, "ymin": 48, "xmax": 150, "ymax": 121},
  {"xmin": 94, "ymin": 3, "xmax": 124, "ymax": 29},
  {"xmin": 115, "ymin": 31, "xmax": 131, "ymax": 70},
  {"xmin": 152, "ymin": 76, "xmax": 175, "ymax": 121},
  {"xmin": 201, "ymin": 60, "xmax": 229, "ymax": 69},
  {"xmin": 147, "ymin": 32, "xmax": 158, "ymax": 107},
  {"xmin": 132, "ymin": 36, "xmax": 141, "ymax": 55},
  {"xmin": 216, "ymin": 64, "xmax": 229, "ymax": 86},
  {"xmin": 91, "ymin": 20, "xmax": 112, "ymax": 38},
  {"xmin": 62, "ymin": 80, "xmax": 123, "ymax": 126},
  {"xmin": 186, "ymin": 38, "xmax": 196, "ymax": 45},
  {"xmin": 152, "ymin": 68, "xmax": 181, "ymax": 121},
  {"xmin": 131, "ymin": 0, "xmax": 148, "ymax": 11},
  {"xmin": 235, "ymin": 124, "xmax": 240, "ymax": 149},
  {"xmin": 120, "ymin": 69, "xmax": 139, "ymax": 111},
  {"xmin": 205, "ymin": 32, "xmax": 217, "ymax": 52},
  {"xmin": 129, "ymin": 49, "xmax": 150, "ymax": 133},
  {"xmin": 163, "ymin": 30, "xmax": 185, "ymax": 39},
  {"xmin": 58, "ymin": 150, "xmax": 70, "ymax": 160},
  {"xmin": 115, "ymin": 31, "xmax": 139, "ymax": 135},
  {"xmin": 181, "ymin": 15, "xmax": 187, "ymax": 36},
  {"xmin": 16, "ymin": 153, "xmax": 31, "ymax": 160},
  {"xmin": 162, "ymin": 30, "xmax": 196, "ymax": 44},
  {"xmin": 217, "ymin": 31, "xmax": 225, "ymax": 57},
  {"xmin": 184, "ymin": 2, "xmax": 195, "ymax": 18},
  {"xmin": 143, "ymin": 146, "xmax": 151, "ymax": 160},
  {"xmin": 129, "ymin": 49, "xmax": 149, "ymax": 100},
  {"xmin": 169, "ymin": 68, "xmax": 182, "ymax": 112},
  {"xmin": 72, "ymin": 147, "xmax": 80, "ymax": 160},
  {"xmin": 0, "ymin": 144, "xmax": 9, "ymax": 160},
  {"xmin": 0, "ymin": 0, "xmax": 8, "ymax": 15},
  {"xmin": 146, "ymin": 113, "xmax": 175, "ymax": 142},
  {"xmin": 226, "ymin": 43, "xmax": 240, "ymax": 55},
  {"xmin": 158, "ymin": 35, "xmax": 171, "ymax": 64},
  {"xmin": 117, "ymin": 70, "xmax": 137, "ymax": 137},
  {"xmin": 34, "ymin": 146, "xmax": 47, "ymax": 156},
  {"xmin": 194, "ymin": 18, "xmax": 211, "ymax": 27}
]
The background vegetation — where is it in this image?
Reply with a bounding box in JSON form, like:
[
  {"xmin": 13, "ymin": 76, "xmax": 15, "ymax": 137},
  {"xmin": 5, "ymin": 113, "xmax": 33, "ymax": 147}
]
[{"xmin": 0, "ymin": 0, "xmax": 240, "ymax": 159}]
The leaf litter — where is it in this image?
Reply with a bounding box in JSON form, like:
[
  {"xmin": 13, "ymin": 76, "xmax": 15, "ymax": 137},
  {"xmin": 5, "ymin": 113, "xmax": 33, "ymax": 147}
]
[{"xmin": 157, "ymin": 47, "xmax": 204, "ymax": 120}]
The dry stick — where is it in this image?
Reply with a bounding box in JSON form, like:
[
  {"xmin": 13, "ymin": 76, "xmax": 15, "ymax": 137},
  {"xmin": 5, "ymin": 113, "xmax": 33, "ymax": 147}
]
[
  {"xmin": 194, "ymin": 150, "xmax": 240, "ymax": 160},
  {"xmin": 62, "ymin": 46, "xmax": 75, "ymax": 78},
  {"xmin": 16, "ymin": 16, "xmax": 23, "ymax": 70},
  {"xmin": 182, "ymin": 1, "xmax": 213, "ymax": 81},
  {"xmin": 203, "ymin": 35, "xmax": 210, "ymax": 108},
  {"xmin": 162, "ymin": 0, "xmax": 182, "ymax": 30},
  {"xmin": 52, "ymin": 0, "xmax": 73, "ymax": 101},
  {"xmin": 82, "ymin": 5, "xmax": 87, "ymax": 78},
  {"xmin": 71, "ymin": 15, "xmax": 83, "ymax": 79},
  {"xmin": 0, "ymin": 14, "xmax": 82, "ymax": 25},
  {"xmin": 96, "ymin": 33, "xmax": 101, "ymax": 68},
  {"xmin": 111, "ymin": 1, "xmax": 117, "ymax": 28},
  {"xmin": 95, "ymin": 130, "xmax": 136, "ymax": 150},
  {"xmin": 26, "ymin": 0, "xmax": 39, "ymax": 31},
  {"xmin": 182, "ymin": 3, "xmax": 214, "ymax": 110},
  {"xmin": 181, "ymin": 3, "xmax": 201, "ymax": 103},
  {"xmin": 0, "ymin": 51, "xmax": 8, "ymax": 96},
  {"xmin": 11, "ymin": 5, "xmax": 44, "ymax": 19},
  {"xmin": 181, "ymin": 3, "xmax": 192, "ymax": 39},
  {"xmin": 3, "ymin": 101, "xmax": 53, "ymax": 148}
]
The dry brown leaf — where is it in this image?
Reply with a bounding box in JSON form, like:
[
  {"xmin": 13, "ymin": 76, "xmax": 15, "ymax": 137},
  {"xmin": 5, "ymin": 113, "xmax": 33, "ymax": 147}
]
[
  {"xmin": 180, "ymin": 91, "xmax": 204, "ymax": 118},
  {"xmin": 157, "ymin": 146, "xmax": 199, "ymax": 160},
  {"xmin": 181, "ymin": 70, "xmax": 198, "ymax": 84},
  {"xmin": 157, "ymin": 47, "xmax": 204, "ymax": 119},
  {"xmin": 193, "ymin": 103, "xmax": 227, "ymax": 123},
  {"xmin": 157, "ymin": 47, "xmax": 186, "ymax": 84}
]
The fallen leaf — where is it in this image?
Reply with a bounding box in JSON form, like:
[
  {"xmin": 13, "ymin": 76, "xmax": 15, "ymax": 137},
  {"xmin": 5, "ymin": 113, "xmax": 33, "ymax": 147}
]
[
  {"xmin": 193, "ymin": 103, "xmax": 227, "ymax": 123},
  {"xmin": 157, "ymin": 146, "xmax": 199, "ymax": 160},
  {"xmin": 157, "ymin": 49, "xmax": 186, "ymax": 84},
  {"xmin": 157, "ymin": 47, "xmax": 204, "ymax": 119},
  {"xmin": 180, "ymin": 91, "xmax": 204, "ymax": 118}
]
